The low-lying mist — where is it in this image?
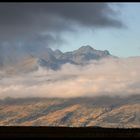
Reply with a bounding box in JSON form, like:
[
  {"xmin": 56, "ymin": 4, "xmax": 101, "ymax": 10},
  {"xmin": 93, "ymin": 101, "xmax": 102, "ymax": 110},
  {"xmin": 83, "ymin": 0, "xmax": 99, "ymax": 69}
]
[{"xmin": 0, "ymin": 57, "xmax": 140, "ymax": 99}]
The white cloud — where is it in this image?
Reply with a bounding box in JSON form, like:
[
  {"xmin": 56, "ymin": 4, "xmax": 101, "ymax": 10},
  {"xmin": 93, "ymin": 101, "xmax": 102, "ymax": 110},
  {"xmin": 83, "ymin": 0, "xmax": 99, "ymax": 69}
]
[{"xmin": 0, "ymin": 57, "xmax": 140, "ymax": 99}]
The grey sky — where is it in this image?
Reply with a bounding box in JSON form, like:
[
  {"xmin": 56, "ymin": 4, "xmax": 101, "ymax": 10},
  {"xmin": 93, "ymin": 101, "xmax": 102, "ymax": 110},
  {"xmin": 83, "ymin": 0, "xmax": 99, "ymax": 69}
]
[{"xmin": 0, "ymin": 3, "xmax": 124, "ymax": 41}]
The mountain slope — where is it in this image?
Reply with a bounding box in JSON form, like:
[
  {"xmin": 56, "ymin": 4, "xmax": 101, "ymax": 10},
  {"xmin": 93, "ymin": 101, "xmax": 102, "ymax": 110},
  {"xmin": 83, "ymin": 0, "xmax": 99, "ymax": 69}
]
[{"xmin": 0, "ymin": 95, "xmax": 139, "ymax": 127}]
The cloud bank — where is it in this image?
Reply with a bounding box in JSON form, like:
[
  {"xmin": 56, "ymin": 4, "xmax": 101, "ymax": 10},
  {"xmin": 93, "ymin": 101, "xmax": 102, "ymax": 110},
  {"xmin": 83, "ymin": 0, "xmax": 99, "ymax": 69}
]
[
  {"xmin": 0, "ymin": 3, "xmax": 124, "ymax": 41},
  {"xmin": 0, "ymin": 57, "xmax": 140, "ymax": 99}
]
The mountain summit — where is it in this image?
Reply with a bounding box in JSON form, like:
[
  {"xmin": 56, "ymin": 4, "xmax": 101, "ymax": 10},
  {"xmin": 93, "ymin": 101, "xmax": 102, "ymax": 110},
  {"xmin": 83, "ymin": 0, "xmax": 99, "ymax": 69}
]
[
  {"xmin": 77, "ymin": 45, "xmax": 96, "ymax": 52},
  {"xmin": 34, "ymin": 45, "xmax": 112, "ymax": 69}
]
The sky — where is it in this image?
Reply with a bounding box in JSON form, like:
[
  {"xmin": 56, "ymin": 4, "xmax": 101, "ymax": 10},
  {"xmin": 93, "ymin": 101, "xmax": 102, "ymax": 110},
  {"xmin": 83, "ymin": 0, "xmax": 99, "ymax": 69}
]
[{"xmin": 0, "ymin": 3, "xmax": 140, "ymax": 57}]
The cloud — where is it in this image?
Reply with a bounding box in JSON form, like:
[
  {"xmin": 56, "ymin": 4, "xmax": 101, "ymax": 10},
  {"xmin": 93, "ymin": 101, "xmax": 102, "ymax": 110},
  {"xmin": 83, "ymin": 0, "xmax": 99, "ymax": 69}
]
[
  {"xmin": 0, "ymin": 57, "xmax": 140, "ymax": 99},
  {"xmin": 0, "ymin": 3, "xmax": 124, "ymax": 42},
  {"xmin": 0, "ymin": 3, "xmax": 124, "ymax": 36}
]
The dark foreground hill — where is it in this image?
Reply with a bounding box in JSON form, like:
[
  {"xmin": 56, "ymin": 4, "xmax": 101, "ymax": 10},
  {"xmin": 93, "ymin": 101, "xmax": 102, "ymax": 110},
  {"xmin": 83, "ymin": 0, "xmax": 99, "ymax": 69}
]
[{"xmin": 0, "ymin": 127, "xmax": 140, "ymax": 138}]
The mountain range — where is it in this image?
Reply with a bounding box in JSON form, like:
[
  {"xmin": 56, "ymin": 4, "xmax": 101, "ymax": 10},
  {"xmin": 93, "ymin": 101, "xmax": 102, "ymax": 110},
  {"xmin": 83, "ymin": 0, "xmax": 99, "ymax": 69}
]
[
  {"xmin": 0, "ymin": 45, "xmax": 113, "ymax": 75},
  {"xmin": 34, "ymin": 45, "xmax": 112, "ymax": 70},
  {"xmin": 0, "ymin": 45, "xmax": 139, "ymax": 128}
]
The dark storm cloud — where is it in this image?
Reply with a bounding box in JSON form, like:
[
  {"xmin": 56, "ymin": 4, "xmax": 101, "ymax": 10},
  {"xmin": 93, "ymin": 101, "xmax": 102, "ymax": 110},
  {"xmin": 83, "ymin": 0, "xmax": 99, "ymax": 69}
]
[
  {"xmin": 45, "ymin": 3, "xmax": 124, "ymax": 27},
  {"xmin": 0, "ymin": 3, "xmax": 124, "ymax": 41}
]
